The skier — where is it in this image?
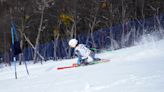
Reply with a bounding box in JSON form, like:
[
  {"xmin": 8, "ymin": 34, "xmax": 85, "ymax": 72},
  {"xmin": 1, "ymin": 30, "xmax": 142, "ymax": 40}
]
[{"xmin": 68, "ymin": 39, "xmax": 101, "ymax": 66}]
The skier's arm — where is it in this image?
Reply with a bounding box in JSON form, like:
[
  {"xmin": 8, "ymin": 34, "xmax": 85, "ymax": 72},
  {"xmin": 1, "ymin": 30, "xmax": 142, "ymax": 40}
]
[{"xmin": 74, "ymin": 50, "xmax": 81, "ymax": 57}]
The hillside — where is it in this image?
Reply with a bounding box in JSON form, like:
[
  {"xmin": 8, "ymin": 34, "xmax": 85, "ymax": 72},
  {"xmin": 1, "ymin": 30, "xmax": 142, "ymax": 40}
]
[{"xmin": 0, "ymin": 38, "xmax": 164, "ymax": 92}]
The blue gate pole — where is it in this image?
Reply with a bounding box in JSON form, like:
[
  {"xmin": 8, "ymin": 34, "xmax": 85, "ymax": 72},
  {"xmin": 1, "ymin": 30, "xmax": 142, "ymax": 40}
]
[
  {"xmin": 24, "ymin": 60, "xmax": 29, "ymax": 75},
  {"xmin": 13, "ymin": 23, "xmax": 30, "ymax": 76},
  {"xmin": 13, "ymin": 57, "xmax": 17, "ymax": 79},
  {"xmin": 11, "ymin": 26, "xmax": 17, "ymax": 79}
]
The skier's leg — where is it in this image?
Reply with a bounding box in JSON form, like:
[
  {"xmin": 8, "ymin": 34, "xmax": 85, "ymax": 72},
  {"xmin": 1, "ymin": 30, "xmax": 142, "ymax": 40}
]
[
  {"xmin": 80, "ymin": 57, "xmax": 89, "ymax": 65},
  {"xmin": 77, "ymin": 56, "xmax": 82, "ymax": 65},
  {"xmin": 90, "ymin": 52, "xmax": 101, "ymax": 61},
  {"xmin": 77, "ymin": 56, "xmax": 89, "ymax": 65}
]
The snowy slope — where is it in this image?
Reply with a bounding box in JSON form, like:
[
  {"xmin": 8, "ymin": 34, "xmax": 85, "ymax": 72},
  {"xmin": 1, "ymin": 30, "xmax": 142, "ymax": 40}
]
[{"xmin": 0, "ymin": 39, "xmax": 164, "ymax": 92}]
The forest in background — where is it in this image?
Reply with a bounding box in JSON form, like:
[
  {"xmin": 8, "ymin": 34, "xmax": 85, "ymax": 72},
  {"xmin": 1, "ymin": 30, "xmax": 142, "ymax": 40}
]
[{"xmin": 0, "ymin": 0, "xmax": 164, "ymax": 65}]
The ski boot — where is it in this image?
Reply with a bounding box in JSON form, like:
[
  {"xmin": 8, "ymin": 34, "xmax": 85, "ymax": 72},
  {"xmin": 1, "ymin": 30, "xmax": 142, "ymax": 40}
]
[
  {"xmin": 93, "ymin": 58, "xmax": 101, "ymax": 61},
  {"xmin": 79, "ymin": 58, "xmax": 90, "ymax": 66}
]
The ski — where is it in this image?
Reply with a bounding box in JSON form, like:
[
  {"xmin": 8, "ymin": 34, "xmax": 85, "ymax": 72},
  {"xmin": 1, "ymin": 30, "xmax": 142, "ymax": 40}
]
[
  {"xmin": 57, "ymin": 65, "xmax": 77, "ymax": 70},
  {"xmin": 57, "ymin": 59, "xmax": 110, "ymax": 70}
]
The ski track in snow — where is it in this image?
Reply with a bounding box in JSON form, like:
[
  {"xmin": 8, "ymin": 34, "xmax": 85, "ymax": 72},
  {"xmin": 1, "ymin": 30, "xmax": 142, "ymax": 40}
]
[{"xmin": 76, "ymin": 74, "xmax": 162, "ymax": 92}]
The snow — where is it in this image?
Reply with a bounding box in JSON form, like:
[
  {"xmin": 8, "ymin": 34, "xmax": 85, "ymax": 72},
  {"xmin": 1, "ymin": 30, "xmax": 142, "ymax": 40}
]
[{"xmin": 0, "ymin": 38, "xmax": 164, "ymax": 92}]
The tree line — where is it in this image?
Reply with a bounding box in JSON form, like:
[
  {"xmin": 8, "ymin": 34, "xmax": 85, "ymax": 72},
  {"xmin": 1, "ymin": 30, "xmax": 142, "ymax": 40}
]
[{"xmin": 0, "ymin": 0, "xmax": 164, "ymax": 65}]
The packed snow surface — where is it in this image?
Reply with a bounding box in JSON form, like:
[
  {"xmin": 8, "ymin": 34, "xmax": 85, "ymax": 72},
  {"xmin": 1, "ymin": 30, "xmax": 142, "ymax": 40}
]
[{"xmin": 0, "ymin": 39, "xmax": 164, "ymax": 92}]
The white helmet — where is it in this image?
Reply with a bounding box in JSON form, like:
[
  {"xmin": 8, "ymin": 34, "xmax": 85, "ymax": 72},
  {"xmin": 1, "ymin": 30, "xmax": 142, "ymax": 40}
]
[{"xmin": 69, "ymin": 39, "xmax": 78, "ymax": 47}]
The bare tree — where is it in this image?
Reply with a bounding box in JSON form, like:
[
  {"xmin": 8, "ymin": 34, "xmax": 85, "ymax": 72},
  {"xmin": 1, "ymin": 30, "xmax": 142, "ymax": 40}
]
[
  {"xmin": 12, "ymin": 0, "xmax": 47, "ymax": 64},
  {"xmin": 149, "ymin": 3, "xmax": 164, "ymax": 38},
  {"xmin": 54, "ymin": 36, "xmax": 59, "ymax": 60},
  {"xmin": 33, "ymin": 0, "xmax": 51, "ymax": 63},
  {"xmin": 120, "ymin": 0, "xmax": 128, "ymax": 47},
  {"xmin": 107, "ymin": 3, "xmax": 120, "ymax": 50},
  {"xmin": 56, "ymin": 0, "xmax": 81, "ymax": 58},
  {"xmin": 85, "ymin": 1, "xmax": 100, "ymax": 48}
]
